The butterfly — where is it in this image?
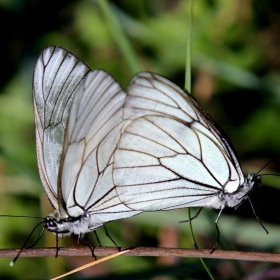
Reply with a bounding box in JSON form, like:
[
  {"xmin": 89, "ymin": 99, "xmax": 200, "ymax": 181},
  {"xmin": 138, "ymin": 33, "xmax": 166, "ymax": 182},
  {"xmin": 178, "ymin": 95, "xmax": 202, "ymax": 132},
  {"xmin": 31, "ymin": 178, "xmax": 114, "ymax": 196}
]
[{"xmin": 32, "ymin": 45, "xmax": 266, "ymax": 255}]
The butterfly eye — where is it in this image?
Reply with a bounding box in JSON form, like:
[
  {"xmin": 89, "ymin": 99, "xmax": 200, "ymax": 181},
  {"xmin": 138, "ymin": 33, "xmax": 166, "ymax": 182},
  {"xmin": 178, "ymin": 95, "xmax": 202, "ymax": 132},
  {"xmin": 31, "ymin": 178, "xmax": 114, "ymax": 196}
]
[
  {"xmin": 254, "ymin": 175, "xmax": 262, "ymax": 187},
  {"xmin": 44, "ymin": 217, "xmax": 57, "ymax": 231}
]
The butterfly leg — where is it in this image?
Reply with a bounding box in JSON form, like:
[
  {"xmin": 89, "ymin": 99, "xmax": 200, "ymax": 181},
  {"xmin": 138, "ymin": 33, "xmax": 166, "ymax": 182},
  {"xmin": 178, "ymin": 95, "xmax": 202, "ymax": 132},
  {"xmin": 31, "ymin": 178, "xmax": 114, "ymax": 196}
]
[
  {"xmin": 103, "ymin": 224, "xmax": 121, "ymax": 251},
  {"xmin": 247, "ymin": 197, "xmax": 268, "ymax": 234},
  {"xmin": 55, "ymin": 233, "xmax": 60, "ymax": 258},
  {"xmin": 93, "ymin": 230, "xmax": 102, "ymax": 247},
  {"xmin": 78, "ymin": 234, "xmax": 97, "ymax": 260},
  {"xmin": 179, "ymin": 207, "xmax": 203, "ymax": 223},
  {"xmin": 210, "ymin": 208, "xmax": 223, "ymax": 254}
]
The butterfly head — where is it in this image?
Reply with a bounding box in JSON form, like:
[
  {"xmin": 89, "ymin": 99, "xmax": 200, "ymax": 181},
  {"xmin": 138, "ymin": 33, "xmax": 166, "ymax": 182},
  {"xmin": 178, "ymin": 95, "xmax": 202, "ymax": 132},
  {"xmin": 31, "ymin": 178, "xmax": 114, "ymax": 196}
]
[
  {"xmin": 244, "ymin": 173, "xmax": 262, "ymax": 191},
  {"xmin": 44, "ymin": 210, "xmax": 96, "ymax": 237},
  {"xmin": 44, "ymin": 214, "xmax": 72, "ymax": 237},
  {"xmin": 224, "ymin": 173, "xmax": 262, "ymax": 208},
  {"xmin": 250, "ymin": 173, "xmax": 262, "ymax": 188}
]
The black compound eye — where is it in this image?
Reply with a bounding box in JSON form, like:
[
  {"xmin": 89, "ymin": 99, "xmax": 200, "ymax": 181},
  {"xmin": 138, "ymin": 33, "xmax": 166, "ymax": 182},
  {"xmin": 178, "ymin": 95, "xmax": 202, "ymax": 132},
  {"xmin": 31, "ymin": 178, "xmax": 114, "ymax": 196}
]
[{"xmin": 253, "ymin": 175, "xmax": 262, "ymax": 188}]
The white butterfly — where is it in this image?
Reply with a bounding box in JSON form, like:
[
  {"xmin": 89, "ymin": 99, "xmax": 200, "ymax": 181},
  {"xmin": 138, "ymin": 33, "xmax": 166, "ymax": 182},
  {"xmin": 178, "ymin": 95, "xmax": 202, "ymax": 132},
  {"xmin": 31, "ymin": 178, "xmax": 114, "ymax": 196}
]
[{"xmin": 33, "ymin": 46, "xmax": 265, "ymax": 250}]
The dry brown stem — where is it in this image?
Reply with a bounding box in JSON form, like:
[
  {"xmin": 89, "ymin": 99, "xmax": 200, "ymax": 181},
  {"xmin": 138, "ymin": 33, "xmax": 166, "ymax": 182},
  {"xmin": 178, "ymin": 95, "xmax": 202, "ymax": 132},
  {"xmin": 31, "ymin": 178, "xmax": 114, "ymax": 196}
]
[{"xmin": 0, "ymin": 247, "xmax": 279, "ymax": 263}]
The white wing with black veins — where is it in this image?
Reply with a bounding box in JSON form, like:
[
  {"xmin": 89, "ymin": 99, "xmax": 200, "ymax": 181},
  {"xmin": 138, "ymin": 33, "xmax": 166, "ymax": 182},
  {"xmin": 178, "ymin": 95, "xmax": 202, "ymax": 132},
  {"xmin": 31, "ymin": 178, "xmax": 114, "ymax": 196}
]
[
  {"xmin": 33, "ymin": 46, "xmax": 90, "ymax": 209},
  {"xmin": 113, "ymin": 72, "xmax": 244, "ymax": 211}
]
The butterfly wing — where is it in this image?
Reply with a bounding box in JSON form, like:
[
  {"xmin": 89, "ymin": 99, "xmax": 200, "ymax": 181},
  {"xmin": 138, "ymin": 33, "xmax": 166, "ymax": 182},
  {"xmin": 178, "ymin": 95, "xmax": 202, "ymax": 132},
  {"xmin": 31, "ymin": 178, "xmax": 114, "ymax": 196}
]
[
  {"xmin": 113, "ymin": 72, "xmax": 244, "ymax": 211},
  {"xmin": 33, "ymin": 46, "xmax": 90, "ymax": 209},
  {"xmin": 59, "ymin": 70, "xmax": 142, "ymax": 224}
]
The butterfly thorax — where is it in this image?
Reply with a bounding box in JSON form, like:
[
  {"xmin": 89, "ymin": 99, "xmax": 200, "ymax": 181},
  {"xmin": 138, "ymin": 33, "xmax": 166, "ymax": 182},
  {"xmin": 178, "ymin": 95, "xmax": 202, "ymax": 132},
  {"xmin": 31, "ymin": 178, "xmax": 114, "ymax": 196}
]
[
  {"xmin": 44, "ymin": 210, "xmax": 96, "ymax": 237},
  {"xmin": 223, "ymin": 173, "xmax": 262, "ymax": 208}
]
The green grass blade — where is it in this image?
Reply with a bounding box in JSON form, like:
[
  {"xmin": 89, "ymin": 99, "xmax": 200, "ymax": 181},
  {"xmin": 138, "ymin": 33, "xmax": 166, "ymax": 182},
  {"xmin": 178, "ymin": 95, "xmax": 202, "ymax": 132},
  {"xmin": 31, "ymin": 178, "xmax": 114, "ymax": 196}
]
[
  {"xmin": 97, "ymin": 0, "xmax": 142, "ymax": 74},
  {"xmin": 185, "ymin": 0, "xmax": 193, "ymax": 93},
  {"xmin": 185, "ymin": 1, "xmax": 216, "ymax": 278}
]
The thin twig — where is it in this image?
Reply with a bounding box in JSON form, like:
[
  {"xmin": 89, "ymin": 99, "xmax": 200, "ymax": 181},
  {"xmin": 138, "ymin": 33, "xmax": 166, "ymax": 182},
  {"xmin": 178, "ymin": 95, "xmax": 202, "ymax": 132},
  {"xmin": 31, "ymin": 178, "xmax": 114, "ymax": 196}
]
[{"xmin": 0, "ymin": 247, "xmax": 279, "ymax": 263}]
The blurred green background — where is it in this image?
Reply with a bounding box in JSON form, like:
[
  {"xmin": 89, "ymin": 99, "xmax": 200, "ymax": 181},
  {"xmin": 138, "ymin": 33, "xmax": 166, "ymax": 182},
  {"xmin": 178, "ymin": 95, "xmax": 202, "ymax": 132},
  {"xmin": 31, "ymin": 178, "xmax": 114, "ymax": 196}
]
[{"xmin": 1, "ymin": 0, "xmax": 280, "ymax": 279}]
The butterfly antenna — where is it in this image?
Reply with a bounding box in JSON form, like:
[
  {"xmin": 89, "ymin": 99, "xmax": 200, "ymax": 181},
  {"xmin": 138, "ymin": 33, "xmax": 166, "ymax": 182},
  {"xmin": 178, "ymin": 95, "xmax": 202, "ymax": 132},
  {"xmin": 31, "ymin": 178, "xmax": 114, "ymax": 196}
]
[
  {"xmin": 261, "ymin": 173, "xmax": 280, "ymax": 177},
  {"xmin": 247, "ymin": 196, "xmax": 268, "ymax": 234},
  {"xmin": 0, "ymin": 214, "xmax": 44, "ymax": 219},
  {"xmin": 10, "ymin": 220, "xmax": 45, "ymax": 266},
  {"xmin": 257, "ymin": 155, "xmax": 280, "ymax": 174}
]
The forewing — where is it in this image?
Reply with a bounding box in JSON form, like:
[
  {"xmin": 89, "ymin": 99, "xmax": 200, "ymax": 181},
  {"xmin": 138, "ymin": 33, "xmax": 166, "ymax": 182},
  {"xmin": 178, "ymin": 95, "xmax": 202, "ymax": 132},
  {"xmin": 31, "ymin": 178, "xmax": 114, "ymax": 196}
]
[
  {"xmin": 114, "ymin": 72, "xmax": 244, "ymax": 211},
  {"xmin": 59, "ymin": 71, "xmax": 132, "ymax": 218},
  {"xmin": 33, "ymin": 46, "xmax": 90, "ymax": 209}
]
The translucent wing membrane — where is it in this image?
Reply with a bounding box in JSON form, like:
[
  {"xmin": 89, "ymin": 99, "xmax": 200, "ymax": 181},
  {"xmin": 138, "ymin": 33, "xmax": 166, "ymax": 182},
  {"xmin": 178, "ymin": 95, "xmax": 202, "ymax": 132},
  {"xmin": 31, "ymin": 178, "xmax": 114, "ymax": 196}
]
[
  {"xmin": 114, "ymin": 72, "xmax": 244, "ymax": 211},
  {"xmin": 59, "ymin": 70, "xmax": 141, "ymax": 223},
  {"xmin": 33, "ymin": 46, "xmax": 91, "ymax": 209},
  {"xmin": 33, "ymin": 46, "xmax": 142, "ymax": 230}
]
